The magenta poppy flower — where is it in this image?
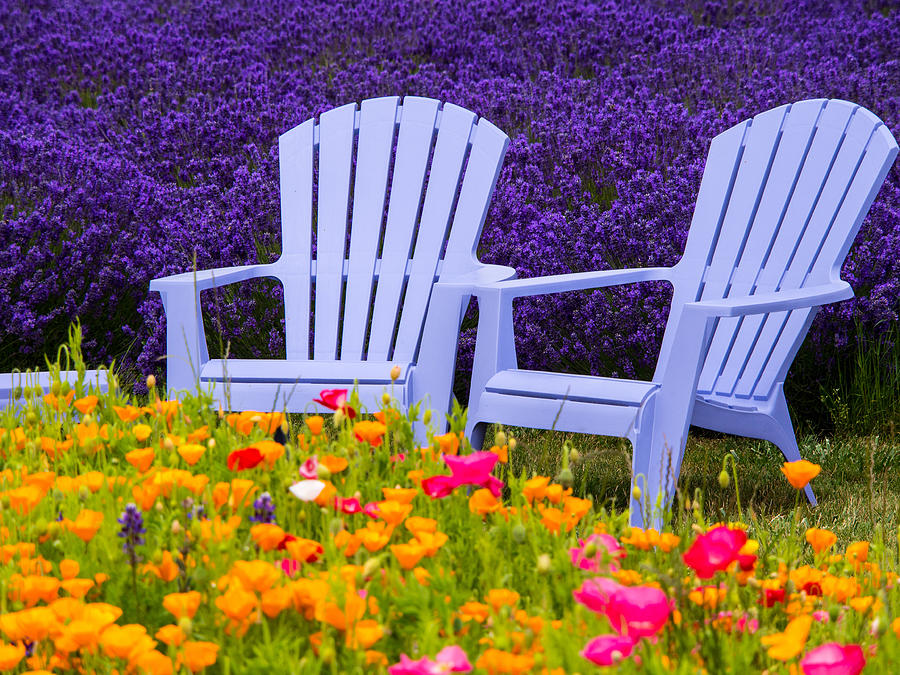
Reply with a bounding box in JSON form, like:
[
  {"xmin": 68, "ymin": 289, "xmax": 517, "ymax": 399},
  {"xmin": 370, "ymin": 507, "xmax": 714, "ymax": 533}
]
[
  {"xmin": 313, "ymin": 388, "xmax": 356, "ymax": 418},
  {"xmin": 387, "ymin": 646, "xmax": 472, "ymax": 674},
  {"xmin": 581, "ymin": 634, "xmax": 636, "ymax": 666},
  {"xmin": 569, "ymin": 534, "xmax": 625, "ymax": 572},
  {"xmin": 801, "ymin": 643, "xmax": 865, "ymax": 675},
  {"xmin": 573, "ymin": 577, "xmax": 625, "ymax": 614},
  {"xmin": 421, "ymin": 452, "xmax": 504, "ymax": 499},
  {"xmin": 299, "ymin": 455, "xmax": 318, "ymax": 479},
  {"xmin": 605, "ymin": 584, "xmax": 672, "ymax": 638},
  {"xmin": 334, "ymin": 496, "xmax": 363, "ymax": 514},
  {"xmin": 682, "ymin": 526, "xmax": 748, "ymax": 579}
]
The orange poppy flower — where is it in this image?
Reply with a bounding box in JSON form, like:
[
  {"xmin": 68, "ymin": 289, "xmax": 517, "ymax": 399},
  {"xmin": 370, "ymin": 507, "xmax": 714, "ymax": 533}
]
[
  {"xmin": 215, "ymin": 584, "xmax": 257, "ymax": 623},
  {"xmin": 176, "ymin": 444, "xmax": 205, "ymax": 466},
  {"xmin": 73, "ymin": 396, "xmax": 98, "ymax": 415},
  {"xmin": 391, "ymin": 542, "xmax": 427, "ymax": 570},
  {"xmin": 261, "ymin": 587, "xmax": 293, "ymax": 619},
  {"xmin": 476, "ymin": 648, "xmax": 534, "ymax": 674},
  {"xmin": 186, "ymin": 425, "xmax": 210, "ymax": 443},
  {"xmin": 760, "ymin": 615, "xmax": 812, "ymax": 660},
  {"xmin": 285, "ymin": 538, "xmax": 324, "ymax": 563},
  {"xmin": 522, "ymin": 476, "xmax": 551, "ymax": 503},
  {"xmin": 134, "ymin": 648, "xmax": 174, "ymax": 674},
  {"xmin": 805, "ymin": 527, "xmax": 837, "ymax": 554},
  {"xmin": 353, "ymin": 421, "xmax": 387, "ymax": 447},
  {"xmin": 347, "ymin": 619, "xmax": 383, "ymax": 649},
  {"xmin": 155, "ymin": 624, "xmax": 186, "ymax": 647},
  {"xmin": 780, "ymin": 460, "xmax": 821, "ymax": 490},
  {"xmin": 486, "ymin": 588, "xmax": 520, "ymax": 612},
  {"xmin": 126, "ymin": 448, "xmax": 155, "ymax": 473},
  {"xmin": 250, "ymin": 524, "xmax": 288, "ymax": 552},
  {"xmin": 180, "ymin": 641, "xmax": 219, "ymax": 673},
  {"xmin": 113, "ymin": 405, "xmax": 143, "ymax": 423},
  {"xmin": 320, "ymin": 455, "xmax": 348, "ymax": 474},
  {"xmin": 846, "ymin": 541, "xmax": 870, "ymax": 566},
  {"xmin": 434, "ymin": 432, "xmax": 460, "ymax": 456},
  {"xmin": 24, "ymin": 472, "xmax": 56, "ymax": 493},
  {"xmin": 67, "ymin": 510, "xmax": 104, "ymax": 543},
  {"xmin": 305, "ymin": 415, "xmax": 324, "ymax": 435},
  {"xmin": 163, "ymin": 591, "xmax": 202, "ymax": 620},
  {"xmin": 59, "ymin": 560, "xmax": 80, "ymax": 580},
  {"xmin": 469, "ymin": 489, "xmax": 502, "ymax": 515},
  {"xmin": 374, "ymin": 501, "xmax": 413, "ymax": 526},
  {"xmin": 60, "ymin": 579, "xmax": 94, "ymax": 600},
  {"xmin": 144, "ymin": 551, "xmax": 179, "ymax": 582},
  {"xmin": 0, "ymin": 642, "xmax": 25, "ymax": 670},
  {"xmin": 132, "ymin": 424, "xmax": 153, "ymax": 442},
  {"xmin": 231, "ymin": 560, "xmax": 280, "ymax": 593},
  {"xmin": 382, "ymin": 487, "xmax": 417, "ymax": 504},
  {"xmin": 458, "ymin": 601, "xmax": 490, "ymax": 623},
  {"xmin": 405, "ymin": 517, "xmax": 437, "ymax": 535}
]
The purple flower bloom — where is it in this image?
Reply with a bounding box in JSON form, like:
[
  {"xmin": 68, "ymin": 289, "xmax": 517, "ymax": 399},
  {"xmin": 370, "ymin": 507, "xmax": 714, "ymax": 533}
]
[
  {"xmin": 250, "ymin": 491, "xmax": 276, "ymax": 524},
  {"xmin": 117, "ymin": 503, "xmax": 146, "ymax": 562}
]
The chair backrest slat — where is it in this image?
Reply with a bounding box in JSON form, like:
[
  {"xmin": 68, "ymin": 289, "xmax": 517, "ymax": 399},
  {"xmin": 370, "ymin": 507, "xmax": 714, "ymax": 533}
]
[
  {"xmin": 367, "ymin": 97, "xmax": 441, "ymax": 361},
  {"xmin": 313, "ymin": 102, "xmax": 357, "ymax": 360},
  {"xmin": 443, "ymin": 118, "xmax": 510, "ymax": 273},
  {"xmin": 752, "ymin": 107, "xmax": 898, "ymax": 398},
  {"xmin": 729, "ymin": 100, "xmax": 856, "ymax": 397},
  {"xmin": 700, "ymin": 100, "xmax": 825, "ymax": 395},
  {"xmin": 392, "ymin": 104, "xmax": 476, "ymax": 362},
  {"xmin": 340, "ymin": 97, "xmax": 400, "ymax": 360},
  {"xmin": 278, "ymin": 118, "xmax": 315, "ymax": 359}
]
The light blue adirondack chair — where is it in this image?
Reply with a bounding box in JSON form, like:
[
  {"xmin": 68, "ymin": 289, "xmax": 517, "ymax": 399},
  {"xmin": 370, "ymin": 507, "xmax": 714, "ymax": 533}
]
[
  {"xmin": 465, "ymin": 99, "xmax": 898, "ymax": 526},
  {"xmin": 150, "ymin": 97, "xmax": 515, "ymax": 434}
]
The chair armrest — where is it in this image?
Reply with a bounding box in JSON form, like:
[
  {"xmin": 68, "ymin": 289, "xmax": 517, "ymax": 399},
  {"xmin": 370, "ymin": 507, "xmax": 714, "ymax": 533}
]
[
  {"xmin": 435, "ymin": 264, "xmax": 518, "ymax": 290},
  {"xmin": 150, "ymin": 263, "xmax": 281, "ymax": 294},
  {"xmin": 683, "ymin": 281, "xmax": 853, "ymax": 318},
  {"xmin": 473, "ymin": 266, "xmax": 673, "ymax": 300}
]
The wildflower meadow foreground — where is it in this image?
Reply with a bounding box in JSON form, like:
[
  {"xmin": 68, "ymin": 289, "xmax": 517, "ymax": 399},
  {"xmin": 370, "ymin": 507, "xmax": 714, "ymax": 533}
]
[{"xmin": 1, "ymin": 349, "xmax": 899, "ymax": 674}]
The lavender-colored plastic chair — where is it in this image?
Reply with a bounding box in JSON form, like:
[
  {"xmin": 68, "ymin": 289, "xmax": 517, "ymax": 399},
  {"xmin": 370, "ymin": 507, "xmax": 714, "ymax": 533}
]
[
  {"xmin": 465, "ymin": 99, "xmax": 898, "ymax": 526},
  {"xmin": 150, "ymin": 97, "xmax": 515, "ymax": 436}
]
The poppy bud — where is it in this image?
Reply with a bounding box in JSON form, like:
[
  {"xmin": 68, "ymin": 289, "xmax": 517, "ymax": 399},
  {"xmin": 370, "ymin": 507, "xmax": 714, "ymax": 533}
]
[
  {"xmin": 556, "ymin": 468, "xmax": 574, "ymax": 490},
  {"xmin": 146, "ymin": 374, "xmax": 156, "ymax": 389},
  {"xmin": 51, "ymin": 381, "xmax": 61, "ymax": 396},
  {"xmin": 511, "ymin": 523, "xmax": 527, "ymax": 544},
  {"xmin": 631, "ymin": 485, "xmax": 642, "ymax": 501},
  {"xmin": 508, "ymin": 437, "xmax": 517, "ymax": 451},
  {"xmin": 316, "ymin": 464, "xmax": 331, "ymax": 480},
  {"xmin": 12, "ymin": 386, "xmax": 22, "ymax": 400},
  {"xmin": 61, "ymin": 381, "xmax": 72, "ymax": 395},
  {"xmin": 390, "ymin": 365, "xmax": 402, "ymax": 381},
  {"xmin": 570, "ymin": 448, "xmax": 581, "ymax": 463},
  {"xmin": 495, "ymin": 431, "xmax": 507, "ymax": 447},
  {"xmin": 537, "ymin": 553, "xmax": 552, "ymax": 574},
  {"xmin": 178, "ymin": 616, "xmax": 193, "ymax": 637},
  {"xmin": 718, "ymin": 470, "xmax": 730, "ymax": 489},
  {"xmin": 423, "ymin": 409, "xmax": 432, "ymax": 425},
  {"xmin": 382, "ymin": 392, "xmax": 391, "ymax": 405}
]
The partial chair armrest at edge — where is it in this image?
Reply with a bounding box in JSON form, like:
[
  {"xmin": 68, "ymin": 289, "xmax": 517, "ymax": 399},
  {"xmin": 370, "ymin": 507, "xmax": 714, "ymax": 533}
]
[
  {"xmin": 149, "ymin": 263, "xmax": 281, "ymax": 294},
  {"xmin": 682, "ymin": 280, "xmax": 854, "ymax": 318}
]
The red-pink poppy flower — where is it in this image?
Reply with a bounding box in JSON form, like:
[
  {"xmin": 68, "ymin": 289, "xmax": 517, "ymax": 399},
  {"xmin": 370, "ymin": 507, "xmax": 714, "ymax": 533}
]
[
  {"xmin": 682, "ymin": 526, "xmax": 748, "ymax": 579},
  {"xmin": 801, "ymin": 643, "xmax": 865, "ymax": 675},
  {"xmin": 574, "ymin": 578, "xmax": 671, "ymax": 638},
  {"xmin": 313, "ymin": 388, "xmax": 356, "ymax": 418},
  {"xmin": 570, "ymin": 534, "xmax": 625, "ymax": 572},
  {"xmin": 279, "ymin": 559, "xmax": 301, "ymax": 577},
  {"xmin": 387, "ymin": 645, "xmax": 472, "ymax": 674},
  {"xmin": 227, "ymin": 446, "xmax": 263, "ymax": 471},
  {"xmin": 334, "ymin": 496, "xmax": 363, "ymax": 515},
  {"xmin": 422, "ymin": 452, "xmax": 503, "ymax": 499},
  {"xmin": 581, "ymin": 634, "xmax": 637, "ymax": 666},
  {"xmin": 300, "ymin": 456, "xmax": 318, "ymax": 479}
]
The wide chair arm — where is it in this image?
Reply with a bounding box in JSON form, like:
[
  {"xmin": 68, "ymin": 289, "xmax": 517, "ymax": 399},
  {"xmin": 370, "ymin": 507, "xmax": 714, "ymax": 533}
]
[
  {"xmin": 473, "ymin": 266, "xmax": 673, "ymax": 300},
  {"xmin": 683, "ymin": 280, "xmax": 854, "ymax": 318},
  {"xmin": 149, "ymin": 263, "xmax": 282, "ymax": 294}
]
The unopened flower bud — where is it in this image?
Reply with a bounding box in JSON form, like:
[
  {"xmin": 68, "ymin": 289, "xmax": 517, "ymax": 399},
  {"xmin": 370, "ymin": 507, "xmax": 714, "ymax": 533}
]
[
  {"xmin": 718, "ymin": 470, "xmax": 730, "ymax": 489},
  {"xmin": 495, "ymin": 431, "xmax": 507, "ymax": 447},
  {"xmin": 177, "ymin": 616, "xmax": 193, "ymax": 637},
  {"xmin": 382, "ymin": 392, "xmax": 391, "ymax": 406},
  {"xmin": 333, "ymin": 409, "xmax": 345, "ymax": 426},
  {"xmin": 423, "ymin": 409, "xmax": 432, "ymax": 425},
  {"xmin": 556, "ymin": 468, "xmax": 574, "ymax": 490},
  {"xmin": 537, "ymin": 553, "xmax": 552, "ymax": 574},
  {"xmin": 511, "ymin": 523, "xmax": 527, "ymax": 544},
  {"xmin": 207, "ymin": 438, "xmax": 215, "ymax": 449},
  {"xmin": 316, "ymin": 464, "xmax": 331, "ymax": 480},
  {"xmin": 631, "ymin": 485, "xmax": 642, "ymax": 502},
  {"xmin": 363, "ymin": 557, "xmax": 382, "ymax": 577},
  {"xmin": 146, "ymin": 374, "xmax": 156, "ymax": 389},
  {"xmin": 390, "ymin": 365, "xmax": 402, "ymax": 381},
  {"xmin": 78, "ymin": 486, "xmax": 90, "ymax": 502},
  {"xmin": 569, "ymin": 448, "xmax": 581, "ymax": 463},
  {"xmin": 163, "ymin": 437, "xmax": 175, "ymax": 452},
  {"xmin": 583, "ymin": 542, "xmax": 598, "ymax": 558},
  {"xmin": 171, "ymin": 519, "xmax": 183, "ymax": 535}
]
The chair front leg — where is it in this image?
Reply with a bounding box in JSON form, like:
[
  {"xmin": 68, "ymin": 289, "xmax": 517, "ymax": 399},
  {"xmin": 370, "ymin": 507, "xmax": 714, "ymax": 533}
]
[
  {"xmin": 157, "ymin": 288, "xmax": 209, "ymax": 397},
  {"xmin": 465, "ymin": 288, "xmax": 516, "ymax": 441}
]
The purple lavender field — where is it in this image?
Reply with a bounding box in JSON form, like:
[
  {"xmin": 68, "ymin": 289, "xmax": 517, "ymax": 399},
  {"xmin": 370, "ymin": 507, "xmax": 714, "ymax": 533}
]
[{"xmin": 2, "ymin": 1, "xmax": 898, "ymax": 422}]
